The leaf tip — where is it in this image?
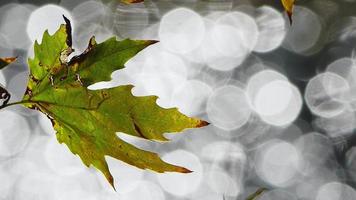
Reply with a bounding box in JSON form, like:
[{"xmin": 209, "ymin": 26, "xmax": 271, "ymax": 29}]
[
  {"xmin": 0, "ymin": 57, "xmax": 17, "ymax": 69},
  {"xmin": 178, "ymin": 167, "xmax": 193, "ymax": 173},
  {"xmin": 105, "ymin": 172, "xmax": 116, "ymax": 191},
  {"xmin": 287, "ymin": 11, "xmax": 293, "ymax": 25},
  {"xmin": 62, "ymin": 15, "xmax": 73, "ymax": 47},
  {"xmin": 2, "ymin": 57, "xmax": 17, "ymax": 64},
  {"xmin": 197, "ymin": 120, "xmax": 210, "ymax": 128},
  {"xmin": 145, "ymin": 40, "xmax": 159, "ymax": 46}
]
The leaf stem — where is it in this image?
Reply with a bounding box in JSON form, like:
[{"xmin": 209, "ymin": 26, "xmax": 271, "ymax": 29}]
[{"xmin": 0, "ymin": 100, "xmax": 34, "ymax": 110}]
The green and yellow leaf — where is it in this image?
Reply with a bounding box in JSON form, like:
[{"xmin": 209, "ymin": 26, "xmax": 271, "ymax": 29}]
[{"xmin": 23, "ymin": 16, "xmax": 208, "ymax": 189}]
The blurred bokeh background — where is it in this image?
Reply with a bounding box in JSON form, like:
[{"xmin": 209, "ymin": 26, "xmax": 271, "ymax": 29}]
[{"xmin": 1, "ymin": 0, "xmax": 356, "ymax": 199}]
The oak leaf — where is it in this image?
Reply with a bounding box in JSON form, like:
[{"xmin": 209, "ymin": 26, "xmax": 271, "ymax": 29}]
[{"xmin": 22, "ymin": 16, "xmax": 208, "ymax": 189}]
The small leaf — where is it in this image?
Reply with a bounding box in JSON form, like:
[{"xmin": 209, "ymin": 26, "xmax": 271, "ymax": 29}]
[
  {"xmin": 121, "ymin": 0, "xmax": 144, "ymax": 4},
  {"xmin": 246, "ymin": 188, "xmax": 267, "ymax": 200},
  {"xmin": 0, "ymin": 85, "xmax": 10, "ymax": 108},
  {"xmin": 281, "ymin": 0, "xmax": 295, "ymax": 24},
  {"xmin": 23, "ymin": 16, "xmax": 208, "ymax": 189},
  {"xmin": 0, "ymin": 57, "xmax": 16, "ymax": 70},
  {"xmin": 0, "ymin": 57, "xmax": 15, "ymax": 108}
]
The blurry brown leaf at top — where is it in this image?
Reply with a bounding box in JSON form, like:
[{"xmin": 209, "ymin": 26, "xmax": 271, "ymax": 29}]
[{"xmin": 281, "ymin": 0, "xmax": 295, "ymax": 24}]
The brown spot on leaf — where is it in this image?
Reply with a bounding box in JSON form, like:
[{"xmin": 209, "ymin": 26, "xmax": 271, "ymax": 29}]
[
  {"xmin": 25, "ymin": 87, "xmax": 33, "ymax": 97},
  {"xmin": 30, "ymin": 75, "xmax": 39, "ymax": 83}
]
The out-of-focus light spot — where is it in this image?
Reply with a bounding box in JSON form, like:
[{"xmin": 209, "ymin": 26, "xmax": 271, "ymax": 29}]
[
  {"xmin": 157, "ymin": 150, "xmax": 203, "ymax": 196},
  {"xmin": 132, "ymin": 73, "xmax": 186, "ymax": 108},
  {"xmin": 14, "ymin": 172, "xmax": 59, "ymax": 200},
  {"xmin": 194, "ymin": 67, "xmax": 234, "ymax": 90},
  {"xmin": 316, "ymin": 182, "xmax": 356, "ymax": 200},
  {"xmin": 59, "ymin": 0, "xmax": 87, "ymax": 9},
  {"xmin": 139, "ymin": 22, "xmax": 160, "ymax": 40},
  {"xmin": 0, "ymin": 33, "xmax": 13, "ymax": 56},
  {"xmin": 282, "ymin": 6, "xmax": 322, "ymax": 54},
  {"xmin": 116, "ymin": 132, "xmax": 155, "ymax": 152},
  {"xmin": 114, "ymin": 3, "xmax": 152, "ymax": 39},
  {"xmin": 210, "ymin": 24, "xmax": 246, "ymax": 58},
  {"xmin": 216, "ymin": 12, "xmax": 258, "ymax": 53},
  {"xmin": 0, "ymin": 71, "xmax": 6, "ymax": 87},
  {"xmin": 259, "ymin": 189, "xmax": 298, "ymax": 200},
  {"xmin": 257, "ymin": 80, "xmax": 302, "ymax": 126},
  {"xmin": 188, "ymin": 188, "xmax": 222, "ymax": 200},
  {"xmin": 247, "ymin": 70, "xmax": 302, "ymax": 126},
  {"xmin": 294, "ymin": 132, "xmax": 335, "ymax": 176},
  {"xmin": 255, "ymin": 140, "xmax": 300, "ymax": 187},
  {"xmin": 295, "ymin": 166, "xmax": 340, "ymax": 200},
  {"xmin": 203, "ymin": 11, "xmax": 258, "ymax": 71},
  {"xmin": 159, "ymin": 8, "xmax": 205, "ymax": 54},
  {"xmin": 142, "ymin": 46, "xmax": 188, "ymax": 79},
  {"xmin": 254, "ymin": 6, "xmax": 286, "ymax": 53},
  {"xmin": 313, "ymin": 109, "xmax": 356, "ymax": 138},
  {"xmin": 72, "ymin": 1, "xmax": 112, "ymax": 50},
  {"xmin": 44, "ymin": 135, "xmax": 86, "ymax": 176},
  {"xmin": 0, "ymin": 4, "xmax": 35, "ymax": 49},
  {"xmin": 329, "ymin": 16, "xmax": 356, "ymax": 41},
  {"xmin": 247, "ymin": 70, "xmax": 288, "ymax": 103},
  {"xmin": 0, "ymin": 163, "xmax": 17, "ymax": 199},
  {"xmin": 72, "ymin": 1, "xmax": 106, "ymax": 24},
  {"xmin": 121, "ymin": 181, "xmax": 165, "ymax": 200},
  {"xmin": 27, "ymin": 5, "xmax": 73, "ymax": 42},
  {"xmin": 255, "ymin": 80, "xmax": 293, "ymax": 116},
  {"xmin": 97, "ymin": 191, "xmax": 122, "ymax": 200},
  {"xmin": 201, "ymin": 142, "xmax": 245, "ymax": 196},
  {"xmin": 305, "ymin": 72, "xmax": 350, "ymax": 118},
  {"xmin": 7, "ymin": 70, "xmax": 29, "ymax": 103},
  {"xmin": 55, "ymin": 184, "xmax": 98, "ymax": 200},
  {"xmin": 181, "ymin": 126, "xmax": 221, "ymax": 155},
  {"xmin": 5, "ymin": 145, "xmax": 42, "ymax": 176},
  {"xmin": 207, "ymin": 85, "xmax": 251, "ymax": 130},
  {"xmin": 206, "ymin": 167, "xmax": 241, "ymax": 197},
  {"xmin": 201, "ymin": 141, "xmax": 246, "ymax": 164},
  {"xmin": 36, "ymin": 113, "xmax": 55, "ymax": 135},
  {"xmin": 327, "ymin": 57, "xmax": 356, "ymax": 108},
  {"xmin": 171, "ymin": 80, "xmax": 213, "ymax": 116},
  {"xmin": 0, "ymin": 110, "xmax": 30, "ymax": 157},
  {"xmin": 75, "ymin": 24, "xmax": 113, "ymax": 52}
]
